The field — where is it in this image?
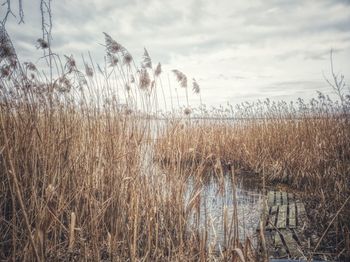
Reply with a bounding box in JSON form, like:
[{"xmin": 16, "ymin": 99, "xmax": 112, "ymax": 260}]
[{"xmin": 1, "ymin": 32, "xmax": 350, "ymax": 261}]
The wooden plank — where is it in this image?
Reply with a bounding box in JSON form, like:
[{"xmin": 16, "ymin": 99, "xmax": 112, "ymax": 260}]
[
  {"xmin": 296, "ymin": 203, "xmax": 307, "ymax": 228},
  {"xmin": 265, "ymin": 231, "xmax": 275, "ymax": 257},
  {"xmin": 289, "ymin": 203, "xmax": 296, "ymax": 228},
  {"xmin": 274, "ymin": 232, "xmax": 283, "ymax": 246},
  {"xmin": 274, "ymin": 232, "xmax": 287, "ymax": 257},
  {"xmin": 268, "ymin": 191, "xmax": 275, "ymax": 206},
  {"xmin": 277, "ymin": 205, "xmax": 287, "ymax": 229},
  {"xmin": 267, "ymin": 205, "xmax": 278, "ymax": 229},
  {"xmin": 281, "ymin": 192, "xmax": 288, "ymax": 205},
  {"xmin": 283, "ymin": 230, "xmax": 301, "ymax": 258},
  {"xmin": 297, "ymin": 202, "xmax": 306, "ymax": 214},
  {"xmin": 275, "ymin": 192, "xmax": 281, "ymax": 205},
  {"xmin": 260, "ymin": 191, "xmax": 309, "ymax": 260}
]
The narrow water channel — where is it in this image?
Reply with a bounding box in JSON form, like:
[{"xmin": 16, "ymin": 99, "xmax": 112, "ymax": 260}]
[
  {"xmin": 147, "ymin": 119, "xmax": 266, "ymax": 251},
  {"xmin": 185, "ymin": 173, "xmax": 264, "ymax": 250}
]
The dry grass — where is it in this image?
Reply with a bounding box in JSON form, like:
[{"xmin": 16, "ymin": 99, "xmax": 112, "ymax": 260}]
[
  {"xmin": 156, "ymin": 117, "xmax": 350, "ymax": 187},
  {"xmin": 0, "ymin": 33, "xmax": 257, "ymax": 261},
  {"xmin": 2, "ymin": 29, "xmax": 349, "ymax": 260},
  {"xmin": 155, "ymin": 99, "xmax": 350, "ymax": 259}
]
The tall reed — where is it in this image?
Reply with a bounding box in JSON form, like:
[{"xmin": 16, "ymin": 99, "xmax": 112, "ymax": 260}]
[
  {"xmin": 155, "ymin": 96, "xmax": 350, "ymax": 259},
  {"xmin": 0, "ymin": 32, "xmax": 254, "ymax": 261}
]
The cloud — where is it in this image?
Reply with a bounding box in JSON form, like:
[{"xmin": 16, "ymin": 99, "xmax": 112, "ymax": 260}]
[{"xmin": 2, "ymin": 0, "xmax": 350, "ymax": 109}]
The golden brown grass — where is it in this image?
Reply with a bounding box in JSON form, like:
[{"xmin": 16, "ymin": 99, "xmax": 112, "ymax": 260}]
[
  {"xmin": 0, "ymin": 105, "xmax": 256, "ymax": 260},
  {"xmin": 2, "ymin": 30, "xmax": 349, "ymax": 260},
  {"xmin": 0, "ymin": 33, "xmax": 257, "ymax": 261},
  {"xmin": 155, "ymin": 105, "xmax": 350, "ymax": 259},
  {"xmin": 156, "ymin": 117, "xmax": 349, "ymax": 187}
]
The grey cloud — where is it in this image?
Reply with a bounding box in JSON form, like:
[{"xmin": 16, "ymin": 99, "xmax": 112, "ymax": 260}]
[
  {"xmin": 265, "ymin": 80, "xmax": 326, "ymax": 88},
  {"xmin": 261, "ymin": 80, "xmax": 330, "ymax": 95},
  {"xmin": 2, "ymin": 0, "xmax": 350, "ymax": 108},
  {"xmin": 304, "ymin": 18, "xmax": 350, "ymax": 34},
  {"xmin": 276, "ymin": 48, "xmax": 344, "ymax": 61},
  {"xmin": 324, "ymin": 0, "xmax": 350, "ymax": 6}
]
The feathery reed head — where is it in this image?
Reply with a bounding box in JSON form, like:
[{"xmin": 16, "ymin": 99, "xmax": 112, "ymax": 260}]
[
  {"xmin": 155, "ymin": 62, "xmax": 162, "ymax": 77},
  {"xmin": 1, "ymin": 65, "xmax": 11, "ymax": 78},
  {"xmin": 172, "ymin": 69, "xmax": 187, "ymax": 88},
  {"xmin": 123, "ymin": 51, "xmax": 133, "ymax": 65},
  {"xmin": 24, "ymin": 62, "xmax": 37, "ymax": 71},
  {"xmin": 107, "ymin": 52, "xmax": 119, "ymax": 67},
  {"xmin": 84, "ymin": 63, "xmax": 93, "ymax": 77},
  {"xmin": 36, "ymin": 38, "xmax": 49, "ymax": 49},
  {"xmin": 103, "ymin": 32, "xmax": 124, "ymax": 53},
  {"xmin": 0, "ymin": 41, "xmax": 15, "ymax": 59},
  {"xmin": 139, "ymin": 68, "xmax": 151, "ymax": 90},
  {"xmin": 64, "ymin": 55, "xmax": 77, "ymax": 73},
  {"xmin": 54, "ymin": 76, "xmax": 72, "ymax": 93},
  {"xmin": 184, "ymin": 107, "xmax": 192, "ymax": 115},
  {"xmin": 192, "ymin": 78, "xmax": 200, "ymax": 94},
  {"xmin": 142, "ymin": 48, "xmax": 152, "ymax": 69}
]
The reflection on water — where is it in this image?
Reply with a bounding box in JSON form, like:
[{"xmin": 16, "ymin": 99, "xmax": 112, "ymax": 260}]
[
  {"xmin": 146, "ymin": 119, "xmax": 265, "ymax": 250},
  {"xmin": 185, "ymin": 173, "xmax": 264, "ymax": 250}
]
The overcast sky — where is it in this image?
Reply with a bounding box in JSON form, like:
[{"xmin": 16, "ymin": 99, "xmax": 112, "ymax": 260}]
[{"xmin": 3, "ymin": 0, "xmax": 350, "ymax": 108}]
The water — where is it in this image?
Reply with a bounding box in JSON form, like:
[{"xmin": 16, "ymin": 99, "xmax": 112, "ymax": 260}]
[
  {"xmin": 185, "ymin": 173, "xmax": 264, "ymax": 250},
  {"xmin": 145, "ymin": 119, "xmax": 265, "ymax": 250}
]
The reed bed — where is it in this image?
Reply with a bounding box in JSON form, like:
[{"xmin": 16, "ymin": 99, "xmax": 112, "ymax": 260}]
[
  {"xmin": 155, "ymin": 98, "xmax": 350, "ymax": 259},
  {"xmin": 1, "ymin": 26, "xmax": 349, "ymax": 260},
  {"xmin": 0, "ymin": 32, "xmax": 257, "ymax": 261}
]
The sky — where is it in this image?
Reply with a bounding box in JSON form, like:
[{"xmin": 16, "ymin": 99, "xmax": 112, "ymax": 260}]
[{"xmin": 2, "ymin": 0, "xmax": 350, "ymax": 109}]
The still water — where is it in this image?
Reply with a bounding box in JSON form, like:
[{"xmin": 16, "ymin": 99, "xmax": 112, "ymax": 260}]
[
  {"xmin": 145, "ymin": 119, "xmax": 265, "ymax": 250},
  {"xmin": 185, "ymin": 173, "xmax": 264, "ymax": 250}
]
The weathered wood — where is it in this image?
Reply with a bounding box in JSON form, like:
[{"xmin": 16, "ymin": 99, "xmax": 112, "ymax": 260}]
[
  {"xmin": 277, "ymin": 205, "xmax": 287, "ymax": 229},
  {"xmin": 283, "ymin": 230, "xmax": 301, "ymax": 258},
  {"xmin": 267, "ymin": 205, "xmax": 278, "ymax": 229},
  {"xmin": 265, "ymin": 231, "xmax": 275, "ymax": 257},
  {"xmin": 297, "ymin": 202, "xmax": 306, "ymax": 214},
  {"xmin": 282, "ymin": 192, "xmax": 288, "ymax": 205},
  {"xmin": 260, "ymin": 191, "xmax": 309, "ymax": 259},
  {"xmin": 268, "ymin": 191, "xmax": 275, "ymax": 206},
  {"xmin": 274, "ymin": 232, "xmax": 287, "ymax": 257},
  {"xmin": 275, "ymin": 191, "xmax": 282, "ymax": 205},
  {"xmin": 296, "ymin": 203, "xmax": 307, "ymax": 228},
  {"xmin": 289, "ymin": 203, "xmax": 296, "ymax": 228}
]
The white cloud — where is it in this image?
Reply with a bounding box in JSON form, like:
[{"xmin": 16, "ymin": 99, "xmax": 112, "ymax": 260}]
[{"xmin": 3, "ymin": 0, "xmax": 350, "ymax": 109}]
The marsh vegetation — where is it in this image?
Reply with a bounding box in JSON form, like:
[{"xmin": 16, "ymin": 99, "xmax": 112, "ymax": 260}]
[{"xmin": 1, "ymin": 30, "xmax": 349, "ymax": 261}]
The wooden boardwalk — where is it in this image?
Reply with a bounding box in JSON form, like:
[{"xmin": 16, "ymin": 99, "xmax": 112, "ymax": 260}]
[{"xmin": 259, "ymin": 191, "xmax": 310, "ymax": 259}]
